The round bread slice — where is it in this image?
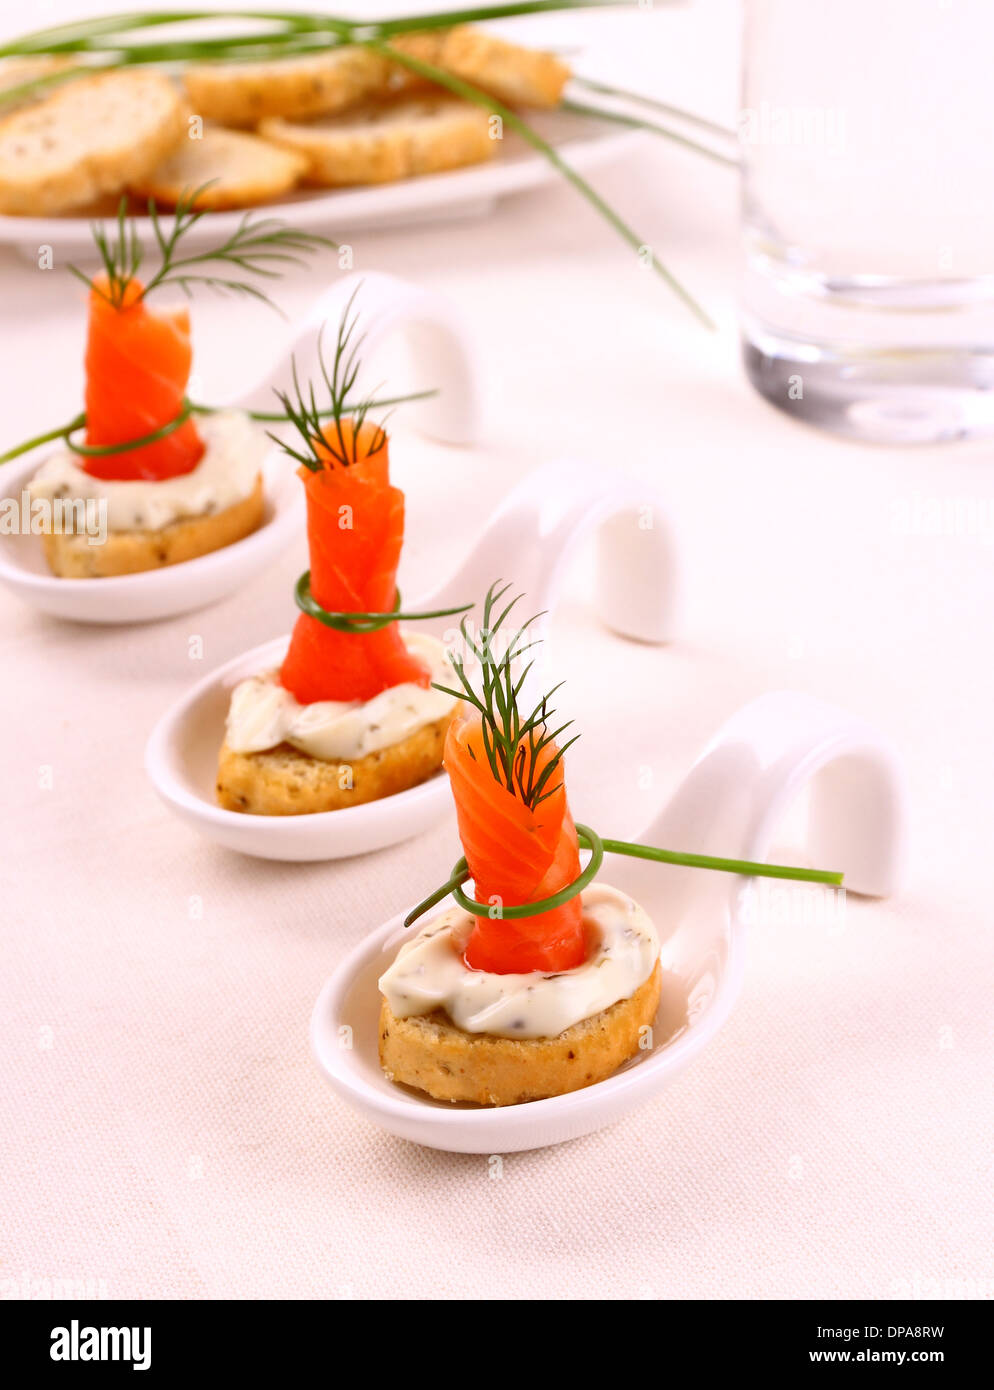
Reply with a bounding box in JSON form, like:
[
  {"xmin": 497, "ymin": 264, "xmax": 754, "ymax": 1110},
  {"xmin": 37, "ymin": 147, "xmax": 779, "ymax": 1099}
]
[
  {"xmin": 182, "ymin": 47, "xmax": 390, "ymax": 127},
  {"xmin": 0, "ymin": 57, "xmax": 77, "ymax": 116},
  {"xmin": 0, "ymin": 69, "xmax": 187, "ymax": 216},
  {"xmin": 216, "ymin": 710, "xmax": 453, "ymax": 815},
  {"xmin": 260, "ymin": 95, "xmax": 495, "ymax": 187},
  {"xmin": 131, "ymin": 126, "xmax": 308, "ymax": 210},
  {"xmin": 40, "ymin": 475, "xmax": 264, "ymax": 578},
  {"xmin": 439, "ymin": 27, "xmax": 571, "ymax": 109},
  {"xmin": 379, "ymin": 962, "xmax": 662, "ymax": 1107},
  {"xmin": 386, "ymin": 26, "xmax": 571, "ymax": 108}
]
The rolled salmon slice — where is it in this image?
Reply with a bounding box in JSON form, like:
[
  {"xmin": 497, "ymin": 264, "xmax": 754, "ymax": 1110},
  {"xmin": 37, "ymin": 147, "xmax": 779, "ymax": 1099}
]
[
  {"xmin": 83, "ymin": 274, "xmax": 204, "ymax": 482},
  {"xmin": 444, "ymin": 709, "xmax": 587, "ymax": 975},
  {"xmin": 279, "ymin": 422, "xmax": 430, "ymax": 705}
]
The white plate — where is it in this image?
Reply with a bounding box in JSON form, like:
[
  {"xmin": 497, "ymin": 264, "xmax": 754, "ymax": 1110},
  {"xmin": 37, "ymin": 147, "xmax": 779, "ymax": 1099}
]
[
  {"xmin": 0, "ymin": 445, "xmax": 302, "ymax": 624},
  {"xmin": 0, "ymin": 113, "xmax": 641, "ymax": 258}
]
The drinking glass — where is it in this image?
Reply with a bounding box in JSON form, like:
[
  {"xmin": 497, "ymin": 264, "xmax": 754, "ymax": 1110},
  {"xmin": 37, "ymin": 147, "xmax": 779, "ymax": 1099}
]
[{"xmin": 740, "ymin": 0, "xmax": 994, "ymax": 444}]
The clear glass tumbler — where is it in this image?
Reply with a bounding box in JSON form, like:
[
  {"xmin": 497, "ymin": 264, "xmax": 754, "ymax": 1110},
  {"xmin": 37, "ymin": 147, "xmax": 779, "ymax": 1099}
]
[{"xmin": 740, "ymin": 0, "xmax": 994, "ymax": 445}]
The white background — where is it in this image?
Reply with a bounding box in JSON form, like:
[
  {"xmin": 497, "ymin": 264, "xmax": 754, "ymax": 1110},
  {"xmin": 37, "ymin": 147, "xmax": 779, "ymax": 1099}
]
[{"xmin": 2, "ymin": 1, "xmax": 992, "ymax": 1300}]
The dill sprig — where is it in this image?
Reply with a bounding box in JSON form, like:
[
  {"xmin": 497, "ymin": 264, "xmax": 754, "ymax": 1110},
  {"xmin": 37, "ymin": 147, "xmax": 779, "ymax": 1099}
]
[
  {"xmin": 433, "ymin": 580, "xmax": 580, "ymax": 811},
  {"xmin": 68, "ymin": 185, "xmax": 336, "ymax": 311},
  {"xmin": 76, "ymin": 195, "xmax": 141, "ymax": 307},
  {"xmin": 269, "ymin": 284, "xmax": 388, "ymax": 472}
]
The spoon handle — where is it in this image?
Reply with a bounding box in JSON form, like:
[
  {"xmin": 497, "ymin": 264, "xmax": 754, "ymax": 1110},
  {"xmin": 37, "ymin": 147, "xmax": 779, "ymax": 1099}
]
[
  {"xmin": 416, "ymin": 456, "xmax": 680, "ymax": 705},
  {"xmin": 229, "ymin": 270, "xmax": 483, "ymax": 446},
  {"xmin": 642, "ymin": 691, "xmax": 908, "ymax": 900}
]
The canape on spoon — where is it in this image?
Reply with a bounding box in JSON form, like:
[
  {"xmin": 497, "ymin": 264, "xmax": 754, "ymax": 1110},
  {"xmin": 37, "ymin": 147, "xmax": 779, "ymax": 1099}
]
[
  {"xmin": 377, "ymin": 585, "xmax": 846, "ymax": 1109},
  {"xmin": 216, "ymin": 290, "xmax": 474, "ymax": 819},
  {"xmin": 146, "ymin": 451, "xmax": 681, "ymax": 860},
  {"xmin": 3, "ymin": 191, "xmax": 334, "ymax": 588},
  {"xmin": 313, "ymin": 687, "xmax": 906, "ymax": 1151},
  {"xmin": 0, "ymin": 262, "xmax": 481, "ymax": 623}
]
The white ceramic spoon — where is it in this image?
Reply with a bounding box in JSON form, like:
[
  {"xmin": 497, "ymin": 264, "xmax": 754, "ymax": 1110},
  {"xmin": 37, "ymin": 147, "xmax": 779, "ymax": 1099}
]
[
  {"xmin": 311, "ymin": 691, "xmax": 907, "ymax": 1152},
  {"xmin": 145, "ymin": 456, "xmax": 680, "ymax": 860},
  {"xmin": 0, "ymin": 271, "xmax": 479, "ymax": 624}
]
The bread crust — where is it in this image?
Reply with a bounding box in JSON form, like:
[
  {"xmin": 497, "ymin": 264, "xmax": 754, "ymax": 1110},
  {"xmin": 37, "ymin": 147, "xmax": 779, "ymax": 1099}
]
[
  {"xmin": 0, "ymin": 70, "xmax": 187, "ymax": 216},
  {"xmin": 216, "ymin": 710, "xmax": 452, "ymax": 815},
  {"xmin": 182, "ymin": 47, "xmax": 390, "ymax": 127},
  {"xmin": 388, "ymin": 26, "xmax": 571, "ymax": 108},
  {"xmin": 260, "ymin": 95, "xmax": 495, "ymax": 187},
  {"xmin": 40, "ymin": 475, "xmax": 264, "ymax": 578},
  {"xmin": 379, "ymin": 961, "xmax": 662, "ymax": 1106},
  {"xmin": 131, "ymin": 126, "xmax": 307, "ymax": 210}
]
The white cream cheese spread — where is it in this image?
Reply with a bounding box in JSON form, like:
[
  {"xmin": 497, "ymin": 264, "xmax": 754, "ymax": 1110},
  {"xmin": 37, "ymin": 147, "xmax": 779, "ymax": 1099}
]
[
  {"xmin": 379, "ymin": 883, "xmax": 660, "ymax": 1039},
  {"xmin": 28, "ymin": 410, "xmax": 265, "ymax": 533},
  {"xmin": 225, "ymin": 631, "xmax": 456, "ymax": 762}
]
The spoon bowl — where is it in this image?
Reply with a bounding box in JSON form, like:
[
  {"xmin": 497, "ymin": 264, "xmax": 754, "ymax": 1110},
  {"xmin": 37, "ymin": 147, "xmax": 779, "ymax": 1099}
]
[
  {"xmin": 0, "ymin": 444, "xmax": 301, "ymax": 625},
  {"xmin": 145, "ymin": 633, "xmax": 459, "ymax": 860},
  {"xmin": 311, "ymin": 691, "xmax": 907, "ymax": 1151}
]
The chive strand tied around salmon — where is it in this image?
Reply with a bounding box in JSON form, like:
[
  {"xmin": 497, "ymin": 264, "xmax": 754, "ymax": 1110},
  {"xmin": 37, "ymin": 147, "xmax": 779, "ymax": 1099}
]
[{"xmin": 434, "ymin": 582, "xmax": 587, "ymax": 975}]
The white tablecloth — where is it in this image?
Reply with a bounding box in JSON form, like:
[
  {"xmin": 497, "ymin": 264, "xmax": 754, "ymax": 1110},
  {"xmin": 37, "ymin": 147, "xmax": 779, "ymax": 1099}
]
[{"xmin": 2, "ymin": 1, "xmax": 992, "ymax": 1301}]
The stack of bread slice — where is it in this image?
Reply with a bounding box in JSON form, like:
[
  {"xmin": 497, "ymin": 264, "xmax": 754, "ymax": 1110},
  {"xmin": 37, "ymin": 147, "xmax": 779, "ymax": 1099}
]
[{"xmin": 0, "ymin": 27, "xmax": 573, "ymax": 216}]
